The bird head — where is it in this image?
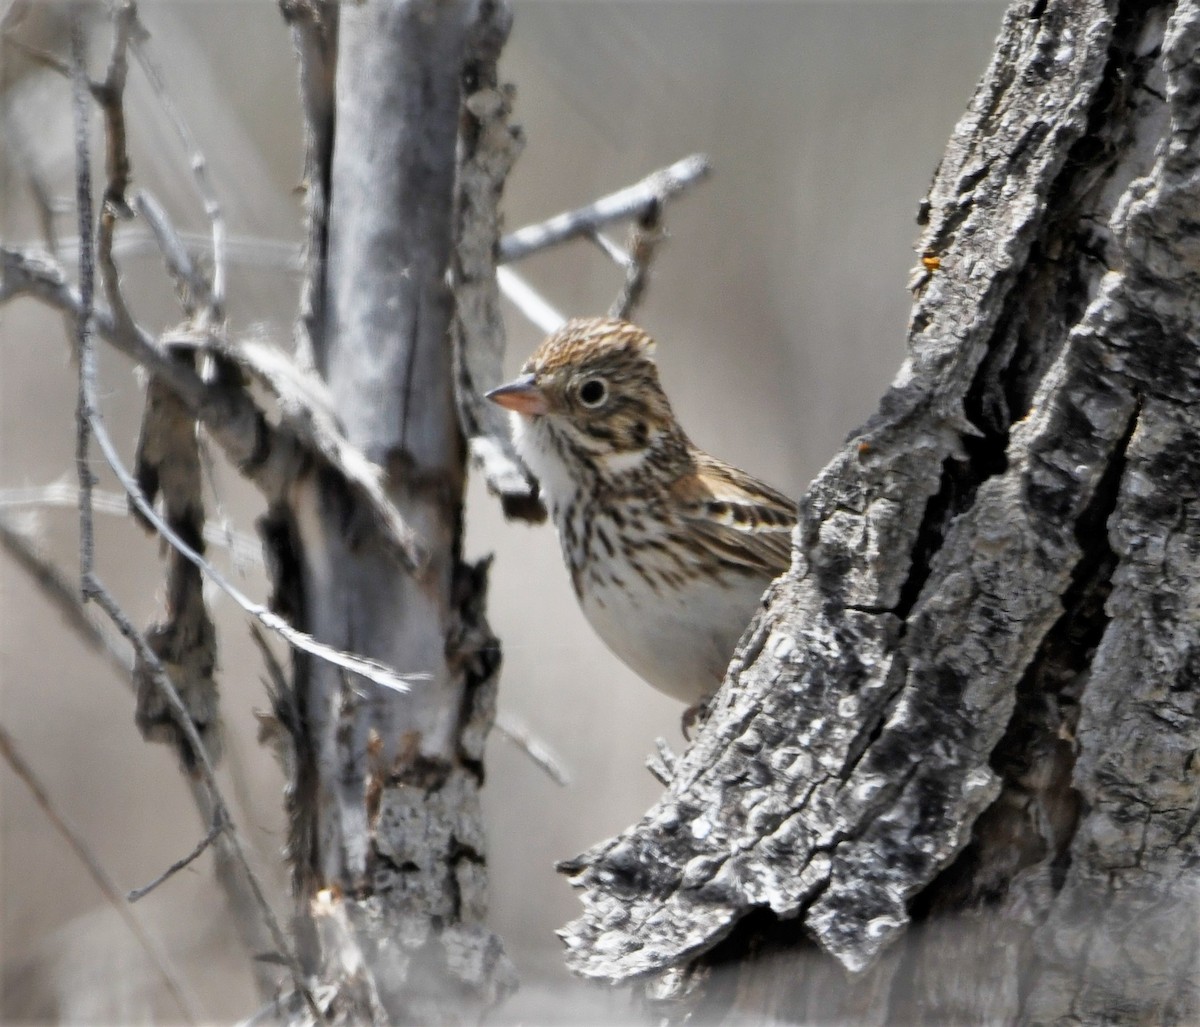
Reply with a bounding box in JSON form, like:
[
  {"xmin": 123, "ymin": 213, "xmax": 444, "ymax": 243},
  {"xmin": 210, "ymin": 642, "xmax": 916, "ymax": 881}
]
[{"xmin": 487, "ymin": 318, "xmax": 684, "ymax": 490}]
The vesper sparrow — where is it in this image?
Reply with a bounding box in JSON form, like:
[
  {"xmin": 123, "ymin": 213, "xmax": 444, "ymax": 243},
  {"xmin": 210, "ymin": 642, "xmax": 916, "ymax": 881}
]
[{"xmin": 487, "ymin": 317, "xmax": 796, "ymax": 716}]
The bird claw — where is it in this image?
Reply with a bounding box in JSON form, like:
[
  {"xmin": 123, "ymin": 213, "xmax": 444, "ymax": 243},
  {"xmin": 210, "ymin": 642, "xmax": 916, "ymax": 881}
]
[{"xmin": 680, "ymin": 700, "xmax": 712, "ymax": 740}]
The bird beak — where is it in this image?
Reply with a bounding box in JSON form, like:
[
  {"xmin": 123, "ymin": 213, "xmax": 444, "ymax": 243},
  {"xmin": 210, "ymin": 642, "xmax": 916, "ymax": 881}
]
[{"xmin": 485, "ymin": 373, "xmax": 549, "ymax": 416}]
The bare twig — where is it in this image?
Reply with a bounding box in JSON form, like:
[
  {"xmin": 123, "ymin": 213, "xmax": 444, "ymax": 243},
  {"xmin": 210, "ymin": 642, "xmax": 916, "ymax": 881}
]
[
  {"xmin": 0, "ymin": 247, "xmax": 424, "ymax": 571},
  {"xmin": 64, "ymin": 14, "xmax": 317, "ymax": 1015},
  {"xmin": 498, "ymin": 153, "xmax": 711, "ymax": 264},
  {"xmin": 127, "ymin": 815, "xmax": 226, "ymax": 902},
  {"xmin": 494, "ymin": 710, "xmax": 571, "ymax": 787},
  {"xmin": 9, "ymin": 483, "xmax": 257, "ymax": 566},
  {"xmin": 235, "ymin": 997, "xmax": 288, "ymax": 1027},
  {"xmin": 93, "ymin": 0, "xmax": 137, "ymax": 338},
  {"xmin": 495, "ymin": 265, "xmax": 565, "ymax": 333},
  {"xmin": 18, "ymin": 227, "xmax": 300, "ymax": 273},
  {"xmin": 69, "ymin": 9, "xmax": 96, "ymax": 588},
  {"xmin": 0, "ymin": 483, "xmax": 263, "ymax": 567},
  {"xmin": 132, "ymin": 190, "xmax": 213, "ymax": 314},
  {"xmin": 89, "ymin": 406, "xmax": 420, "ymax": 694},
  {"xmin": 609, "ymin": 206, "xmax": 665, "ymax": 321},
  {"xmin": 13, "ymin": 154, "xmax": 713, "ymax": 286},
  {"xmin": 82, "ymin": 576, "xmax": 324, "ymax": 1024},
  {"xmin": 0, "ymin": 510, "xmax": 132, "ymax": 680},
  {"xmin": 587, "ymin": 229, "xmax": 631, "ymax": 268},
  {"xmin": 646, "ymin": 737, "xmax": 678, "ymax": 788},
  {"xmin": 0, "ymin": 722, "xmax": 199, "ymax": 1024},
  {"xmin": 3, "ymin": 31, "xmax": 95, "ymax": 91},
  {"xmin": 128, "ymin": 16, "xmax": 226, "ymax": 322}
]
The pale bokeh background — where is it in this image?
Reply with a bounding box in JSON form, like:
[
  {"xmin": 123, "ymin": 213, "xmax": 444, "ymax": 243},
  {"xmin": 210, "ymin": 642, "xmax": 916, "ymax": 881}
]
[{"xmin": 1, "ymin": 1, "xmax": 1004, "ymax": 1021}]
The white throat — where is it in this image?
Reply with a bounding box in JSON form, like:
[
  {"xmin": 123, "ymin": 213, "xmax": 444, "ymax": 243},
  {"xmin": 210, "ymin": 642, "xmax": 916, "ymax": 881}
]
[{"xmin": 509, "ymin": 412, "xmax": 580, "ymax": 516}]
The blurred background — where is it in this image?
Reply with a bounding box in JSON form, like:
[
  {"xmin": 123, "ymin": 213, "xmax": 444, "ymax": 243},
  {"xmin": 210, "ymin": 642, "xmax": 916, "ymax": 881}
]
[{"xmin": 1, "ymin": 1, "xmax": 1005, "ymax": 1021}]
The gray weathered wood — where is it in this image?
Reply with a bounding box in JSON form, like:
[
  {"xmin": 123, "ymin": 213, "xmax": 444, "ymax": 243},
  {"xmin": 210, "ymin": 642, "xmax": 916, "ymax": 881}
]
[
  {"xmin": 450, "ymin": 1, "xmax": 544, "ymax": 522},
  {"xmin": 274, "ymin": 0, "xmax": 516, "ymax": 1021}
]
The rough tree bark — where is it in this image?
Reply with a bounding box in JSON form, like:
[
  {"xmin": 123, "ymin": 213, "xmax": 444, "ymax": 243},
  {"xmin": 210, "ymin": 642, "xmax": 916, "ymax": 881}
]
[
  {"xmin": 560, "ymin": 1, "xmax": 1199, "ymax": 1023},
  {"xmin": 5, "ymin": 0, "xmax": 1196, "ymax": 1022},
  {"xmin": 270, "ymin": 0, "xmax": 516, "ymax": 1022}
]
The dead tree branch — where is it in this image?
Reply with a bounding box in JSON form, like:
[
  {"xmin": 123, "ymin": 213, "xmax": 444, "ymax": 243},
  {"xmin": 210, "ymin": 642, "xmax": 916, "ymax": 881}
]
[
  {"xmin": 0, "ymin": 723, "xmax": 199, "ymax": 1024},
  {"xmin": 127, "ymin": 815, "xmax": 226, "ymax": 903},
  {"xmin": 0, "ymin": 247, "xmax": 424, "ymax": 571},
  {"xmin": 0, "ymin": 510, "xmax": 132, "ymax": 679},
  {"xmin": 93, "ymin": 405, "xmax": 419, "ymax": 694},
  {"xmin": 497, "ymin": 152, "xmax": 710, "ymax": 263},
  {"xmin": 451, "ymin": 9, "xmax": 542, "ymax": 521},
  {"xmin": 128, "ymin": 17, "xmax": 227, "ymax": 323},
  {"xmin": 82, "ymin": 574, "xmax": 324, "ymax": 1023},
  {"xmin": 608, "ymin": 205, "xmax": 664, "ymax": 321},
  {"xmin": 494, "ymin": 710, "xmax": 571, "ymax": 788},
  {"xmin": 69, "ymin": 8, "xmax": 97, "ymax": 587},
  {"xmin": 0, "ymin": 484, "xmax": 262, "ymax": 566},
  {"xmin": 64, "ymin": 9, "xmax": 319, "ymax": 1015},
  {"xmin": 132, "ymin": 190, "xmax": 214, "ymax": 315}
]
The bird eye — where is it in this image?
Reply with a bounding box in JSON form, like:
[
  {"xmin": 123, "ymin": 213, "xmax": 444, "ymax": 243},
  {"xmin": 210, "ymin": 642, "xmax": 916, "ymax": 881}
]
[{"xmin": 578, "ymin": 378, "xmax": 608, "ymax": 408}]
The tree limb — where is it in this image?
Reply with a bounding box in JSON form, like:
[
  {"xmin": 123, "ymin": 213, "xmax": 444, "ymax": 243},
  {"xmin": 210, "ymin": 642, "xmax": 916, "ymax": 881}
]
[
  {"xmin": 0, "ymin": 247, "xmax": 424, "ymax": 571},
  {"xmin": 559, "ymin": 0, "xmax": 1127, "ymax": 983},
  {"xmin": 497, "ymin": 153, "xmax": 711, "ymax": 264}
]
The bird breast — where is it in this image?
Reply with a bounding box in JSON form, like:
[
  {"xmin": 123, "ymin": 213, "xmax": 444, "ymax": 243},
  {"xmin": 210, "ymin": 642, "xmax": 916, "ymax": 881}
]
[{"xmin": 571, "ymin": 507, "xmax": 770, "ymax": 705}]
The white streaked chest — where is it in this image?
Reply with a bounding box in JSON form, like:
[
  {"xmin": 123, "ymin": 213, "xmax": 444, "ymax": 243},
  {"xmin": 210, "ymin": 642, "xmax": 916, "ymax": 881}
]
[
  {"xmin": 511, "ymin": 412, "xmax": 766, "ymax": 702},
  {"xmin": 573, "ymin": 507, "xmax": 768, "ymax": 705}
]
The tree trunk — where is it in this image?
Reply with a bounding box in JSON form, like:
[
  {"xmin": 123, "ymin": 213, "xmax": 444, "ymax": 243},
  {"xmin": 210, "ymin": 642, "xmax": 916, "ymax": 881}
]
[
  {"xmin": 271, "ymin": 0, "xmax": 515, "ymax": 1021},
  {"xmin": 560, "ymin": 1, "xmax": 1200, "ymax": 1022}
]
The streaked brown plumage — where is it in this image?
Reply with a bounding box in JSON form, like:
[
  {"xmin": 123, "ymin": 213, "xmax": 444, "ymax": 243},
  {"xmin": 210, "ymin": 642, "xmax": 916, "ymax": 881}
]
[{"xmin": 487, "ymin": 317, "xmax": 796, "ymax": 708}]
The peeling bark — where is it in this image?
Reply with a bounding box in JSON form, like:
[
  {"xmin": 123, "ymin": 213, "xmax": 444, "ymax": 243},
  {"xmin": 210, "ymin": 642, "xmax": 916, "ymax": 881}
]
[
  {"xmin": 559, "ymin": 1, "xmax": 1199, "ymax": 1022},
  {"xmin": 450, "ymin": 0, "xmax": 544, "ymax": 523},
  {"xmin": 276, "ymin": 0, "xmax": 516, "ymax": 1021}
]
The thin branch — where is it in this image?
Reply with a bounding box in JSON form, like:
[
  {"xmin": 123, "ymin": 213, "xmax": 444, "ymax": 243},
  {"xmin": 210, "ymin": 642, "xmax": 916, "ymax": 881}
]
[
  {"xmin": 235, "ymin": 997, "xmax": 288, "ymax": 1027},
  {"xmin": 0, "ymin": 246, "xmax": 424, "ymax": 571},
  {"xmin": 132, "ymin": 189, "xmax": 213, "ymax": 315},
  {"xmin": 18, "ymin": 227, "xmax": 300, "ymax": 274},
  {"xmin": 0, "ymin": 510, "xmax": 132, "ymax": 680},
  {"xmin": 498, "ymin": 153, "xmax": 711, "ymax": 264},
  {"xmin": 0, "ymin": 483, "xmax": 263, "ymax": 568},
  {"xmin": 88, "ymin": 405, "xmax": 421, "ymax": 694},
  {"xmin": 495, "ymin": 265, "xmax": 565, "ymax": 333},
  {"xmin": 13, "ymin": 154, "xmax": 714, "ymax": 283},
  {"xmin": 2, "ymin": 31, "xmax": 100, "ymax": 94},
  {"xmin": 128, "ymin": 16, "xmax": 227, "ymax": 323},
  {"xmin": 69, "ymin": 8, "xmax": 96, "ymax": 588},
  {"xmin": 609, "ymin": 206, "xmax": 665, "ymax": 321},
  {"xmin": 587, "ymin": 229, "xmax": 631, "ymax": 268},
  {"xmin": 93, "ymin": 0, "xmax": 137, "ymax": 339},
  {"xmin": 127, "ymin": 815, "xmax": 226, "ymax": 902},
  {"xmin": 646, "ymin": 737, "xmax": 678, "ymax": 788},
  {"xmin": 81, "ymin": 575, "xmax": 324, "ymax": 1024},
  {"xmin": 495, "ymin": 710, "xmax": 571, "ymax": 787},
  {"xmin": 64, "ymin": 15, "xmax": 315, "ymax": 1015},
  {"xmin": 0, "ymin": 722, "xmax": 199, "ymax": 1024}
]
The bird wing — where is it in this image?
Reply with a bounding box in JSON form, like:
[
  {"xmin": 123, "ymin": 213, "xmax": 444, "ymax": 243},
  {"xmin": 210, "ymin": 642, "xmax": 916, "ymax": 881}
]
[{"xmin": 670, "ymin": 451, "xmax": 797, "ymax": 577}]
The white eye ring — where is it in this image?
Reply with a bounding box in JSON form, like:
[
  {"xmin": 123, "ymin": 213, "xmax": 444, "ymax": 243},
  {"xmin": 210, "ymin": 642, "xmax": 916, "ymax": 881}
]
[{"xmin": 578, "ymin": 377, "xmax": 608, "ymax": 408}]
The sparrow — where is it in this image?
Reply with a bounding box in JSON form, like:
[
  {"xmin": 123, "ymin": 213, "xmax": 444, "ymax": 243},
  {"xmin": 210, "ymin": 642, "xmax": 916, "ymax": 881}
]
[{"xmin": 487, "ymin": 317, "xmax": 796, "ymax": 715}]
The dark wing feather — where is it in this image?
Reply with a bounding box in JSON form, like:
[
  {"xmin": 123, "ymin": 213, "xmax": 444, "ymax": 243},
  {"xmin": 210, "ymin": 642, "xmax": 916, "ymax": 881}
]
[{"xmin": 670, "ymin": 450, "xmax": 796, "ymax": 576}]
